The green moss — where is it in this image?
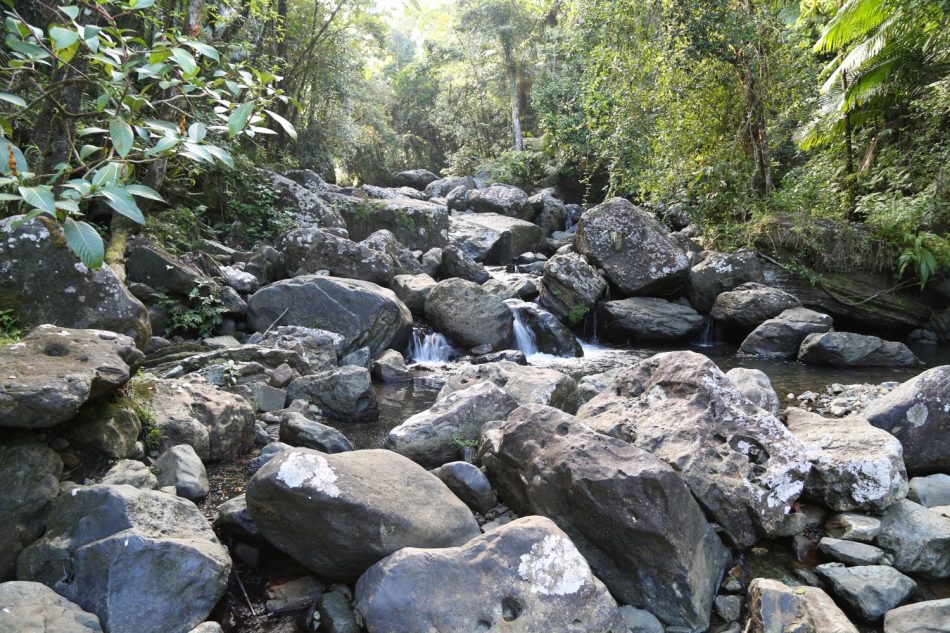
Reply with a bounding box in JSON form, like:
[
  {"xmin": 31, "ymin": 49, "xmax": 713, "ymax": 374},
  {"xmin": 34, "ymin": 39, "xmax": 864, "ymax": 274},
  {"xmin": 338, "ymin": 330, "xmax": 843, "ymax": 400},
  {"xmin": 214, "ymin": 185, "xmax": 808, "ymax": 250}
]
[
  {"xmin": 116, "ymin": 373, "xmax": 161, "ymax": 449},
  {"xmin": 567, "ymin": 304, "xmax": 589, "ymax": 324}
]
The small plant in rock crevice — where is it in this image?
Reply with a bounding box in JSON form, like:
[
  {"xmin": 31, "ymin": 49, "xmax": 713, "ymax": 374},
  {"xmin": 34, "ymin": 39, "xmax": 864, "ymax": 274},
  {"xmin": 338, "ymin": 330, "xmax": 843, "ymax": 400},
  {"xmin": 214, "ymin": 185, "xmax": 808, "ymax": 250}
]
[
  {"xmin": 452, "ymin": 434, "xmax": 478, "ymax": 449},
  {"xmin": 154, "ymin": 280, "xmax": 227, "ymax": 339},
  {"xmin": 0, "ymin": 309, "xmax": 21, "ymax": 345}
]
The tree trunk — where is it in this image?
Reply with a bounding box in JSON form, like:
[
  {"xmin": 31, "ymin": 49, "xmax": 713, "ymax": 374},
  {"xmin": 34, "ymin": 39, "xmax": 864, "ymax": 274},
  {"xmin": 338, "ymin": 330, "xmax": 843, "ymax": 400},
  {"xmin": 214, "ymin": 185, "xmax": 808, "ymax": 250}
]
[
  {"xmin": 508, "ymin": 62, "xmax": 524, "ymax": 152},
  {"xmin": 841, "ymin": 70, "xmax": 858, "ymax": 220}
]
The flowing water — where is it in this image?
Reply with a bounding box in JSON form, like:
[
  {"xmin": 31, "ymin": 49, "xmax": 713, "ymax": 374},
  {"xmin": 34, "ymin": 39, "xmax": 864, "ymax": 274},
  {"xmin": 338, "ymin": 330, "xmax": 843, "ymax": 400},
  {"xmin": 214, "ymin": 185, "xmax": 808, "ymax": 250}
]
[
  {"xmin": 511, "ymin": 310, "xmax": 540, "ymax": 356},
  {"xmin": 406, "ymin": 328, "xmax": 456, "ymax": 365}
]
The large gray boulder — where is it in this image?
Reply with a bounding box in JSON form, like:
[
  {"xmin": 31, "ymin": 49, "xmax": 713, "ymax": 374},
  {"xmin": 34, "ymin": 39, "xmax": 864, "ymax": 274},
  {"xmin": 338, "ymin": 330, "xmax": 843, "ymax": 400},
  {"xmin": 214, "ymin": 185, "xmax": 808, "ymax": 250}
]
[
  {"xmin": 393, "ymin": 169, "xmax": 438, "ymax": 190},
  {"xmin": 574, "ymin": 198, "xmax": 690, "ymax": 296},
  {"xmin": 354, "ymin": 516, "xmax": 627, "ymax": 633},
  {"xmin": 69, "ymin": 400, "xmax": 142, "ymax": 459},
  {"xmin": 279, "ymin": 411, "xmax": 353, "ymax": 453},
  {"xmin": 598, "ymin": 297, "xmax": 704, "ymax": 343},
  {"xmin": 424, "ymin": 176, "xmax": 472, "ymax": 199},
  {"xmin": 245, "ymin": 448, "xmax": 480, "ymax": 581},
  {"xmin": 798, "ymin": 332, "xmax": 921, "ymax": 367},
  {"xmin": 577, "ymin": 351, "xmax": 810, "ymax": 547},
  {"xmin": 725, "ymin": 367, "xmax": 780, "ymax": 416},
  {"xmin": 0, "ymin": 217, "xmax": 151, "ymax": 347},
  {"xmin": 0, "ymin": 325, "xmax": 144, "ymax": 429},
  {"xmin": 438, "ymin": 361, "xmax": 578, "ymax": 414},
  {"xmin": 686, "ymin": 251, "xmax": 764, "ymax": 312},
  {"xmin": 0, "ymin": 581, "xmax": 103, "ymax": 632},
  {"xmin": 528, "ymin": 188, "xmax": 568, "ymax": 236},
  {"xmin": 908, "ymin": 474, "xmax": 950, "ymax": 508},
  {"xmin": 877, "ymin": 500, "xmax": 950, "ymax": 579},
  {"xmin": 745, "ymin": 578, "xmax": 859, "ymax": 633},
  {"xmin": 425, "ymin": 279, "xmax": 513, "ymax": 350},
  {"xmin": 153, "ymin": 444, "xmax": 210, "ymax": 501},
  {"xmin": 385, "ymin": 382, "xmax": 519, "ymax": 467},
  {"xmin": 861, "ymin": 365, "xmax": 950, "ymax": 474},
  {"xmin": 360, "ymin": 230, "xmax": 424, "ymax": 276},
  {"xmin": 285, "ymin": 168, "xmax": 331, "ymax": 193},
  {"xmin": 275, "ymin": 228, "xmax": 393, "ymax": 285},
  {"xmin": 333, "ymin": 196, "xmax": 449, "ymax": 250},
  {"xmin": 450, "ymin": 213, "xmax": 543, "ymax": 264},
  {"xmin": 253, "ymin": 325, "xmax": 342, "ymax": 374},
  {"xmin": 480, "ymin": 405, "xmax": 729, "ymax": 632},
  {"xmin": 17, "ymin": 484, "xmax": 230, "ymax": 633},
  {"xmin": 785, "ymin": 408, "xmax": 908, "ymax": 512},
  {"xmin": 439, "ymin": 244, "xmax": 490, "ymax": 284},
  {"xmin": 430, "ymin": 461, "xmax": 497, "ymax": 515},
  {"xmin": 539, "ymin": 252, "xmax": 606, "ymax": 325},
  {"xmin": 884, "ymin": 598, "xmax": 950, "ymax": 633},
  {"xmin": 260, "ymin": 170, "xmax": 346, "ymax": 229},
  {"xmin": 465, "ymin": 184, "xmax": 532, "ymax": 219},
  {"xmin": 711, "ymin": 282, "xmax": 802, "ymax": 332},
  {"xmin": 286, "ymin": 366, "xmax": 378, "ymax": 422},
  {"xmin": 739, "ymin": 307, "xmax": 834, "ymax": 359},
  {"xmin": 390, "ymin": 274, "xmax": 436, "ymax": 317},
  {"xmin": 246, "ymin": 276, "xmax": 413, "ymax": 358},
  {"xmin": 127, "ymin": 243, "xmax": 210, "ymax": 299},
  {"xmin": 0, "ymin": 445, "xmax": 62, "ymax": 580},
  {"xmin": 504, "ymin": 299, "xmax": 582, "ymax": 357},
  {"xmin": 815, "ymin": 564, "xmax": 916, "ymax": 621}
]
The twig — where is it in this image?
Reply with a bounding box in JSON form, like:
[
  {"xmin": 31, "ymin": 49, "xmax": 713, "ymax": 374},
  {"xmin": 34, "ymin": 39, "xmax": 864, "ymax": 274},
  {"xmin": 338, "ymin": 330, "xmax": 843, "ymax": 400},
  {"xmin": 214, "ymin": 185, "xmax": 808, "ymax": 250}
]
[
  {"xmin": 232, "ymin": 569, "xmax": 258, "ymax": 618},
  {"xmin": 261, "ymin": 308, "xmax": 290, "ymax": 336}
]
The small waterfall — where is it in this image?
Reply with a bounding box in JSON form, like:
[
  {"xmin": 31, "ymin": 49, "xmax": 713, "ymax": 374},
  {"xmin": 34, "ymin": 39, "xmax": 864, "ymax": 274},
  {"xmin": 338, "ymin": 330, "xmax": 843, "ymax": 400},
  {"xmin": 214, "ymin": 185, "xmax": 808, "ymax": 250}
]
[
  {"xmin": 512, "ymin": 310, "xmax": 540, "ymax": 357},
  {"xmin": 407, "ymin": 329, "xmax": 454, "ymax": 364},
  {"xmin": 695, "ymin": 317, "xmax": 719, "ymax": 348}
]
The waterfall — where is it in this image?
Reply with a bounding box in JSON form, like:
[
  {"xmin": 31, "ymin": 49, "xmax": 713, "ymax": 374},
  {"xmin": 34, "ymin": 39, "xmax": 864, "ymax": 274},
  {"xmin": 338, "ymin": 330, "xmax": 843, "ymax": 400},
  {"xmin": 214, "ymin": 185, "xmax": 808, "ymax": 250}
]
[
  {"xmin": 407, "ymin": 329, "xmax": 454, "ymax": 364},
  {"xmin": 512, "ymin": 310, "xmax": 540, "ymax": 357},
  {"xmin": 695, "ymin": 317, "xmax": 719, "ymax": 348}
]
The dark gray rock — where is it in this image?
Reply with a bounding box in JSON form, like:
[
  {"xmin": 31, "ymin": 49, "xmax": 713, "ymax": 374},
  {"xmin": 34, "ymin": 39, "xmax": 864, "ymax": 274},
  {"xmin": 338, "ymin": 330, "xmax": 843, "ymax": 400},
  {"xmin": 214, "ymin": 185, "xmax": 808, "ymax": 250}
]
[
  {"xmin": 528, "ymin": 188, "xmax": 569, "ymax": 236},
  {"xmin": 245, "ymin": 448, "xmax": 480, "ymax": 581},
  {"xmin": 360, "ymin": 230, "xmax": 423, "ymax": 276},
  {"xmin": 711, "ymin": 282, "xmax": 802, "ymax": 332},
  {"xmin": 739, "ymin": 307, "xmax": 834, "ymax": 359},
  {"xmin": 483, "ymin": 274, "xmax": 539, "ymax": 301},
  {"xmin": 825, "ymin": 513, "xmax": 881, "ymax": 542},
  {"xmin": 339, "ymin": 347, "xmax": 371, "ymax": 370},
  {"xmin": 439, "ymin": 244, "xmax": 491, "ymax": 283},
  {"xmin": 450, "ymin": 213, "xmax": 543, "ymax": 264},
  {"xmin": 393, "ymin": 169, "xmax": 438, "ymax": 190},
  {"xmin": 598, "ymin": 297, "xmax": 704, "ymax": 343},
  {"xmin": 248, "ymin": 442, "xmax": 293, "ymax": 473},
  {"xmin": 430, "ymin": 461, "xmax": 497, "ymax": 514},
  {"xmin": 99, "ymin": 459, "xmax": 158, "ymax": 489},
  {"xmin": 153, "ymin": 444, "xmax": 209, "ymax": 501},
  {"xmin": 68, "ymin": 401, "xmax": 142, "ymax": 459},
  {"xmin": 465, "ymin": 184, "xmax": 532, "ymax": 219},
  {"xmin": 877, "ymin": 500, "xmax": 950, "ymax": 579},
  {"xmin": 798, "ymin": 332, "xmax": 921, "ymax": 368},
  {"xmin": 0, "ymin": 444, "xmax": 61, "ymax": 580},
  {"xmin": 286, "ymin": 366, "xmax": 377, "ymax": 422},
  {"xmin": 275, "ymin": 228, "xmax": 393, "ymax": 285},
  {"xmin": 539, "ymin": 252, "xmax": 606, "ymax": 325},
  {"xmin": 279, "ymin": 411, "xmax": 353, "ymax": 453},
  {"xmin": 215, "ymin": 493, "xmax": 260, "ymax": 538},
  {"xmin": 425, "ymin": 279, "xmax": 513, "ymax": 351},
  {"xmin": 333, "ymin": 196, "xmax": 449, "ymax": 251},
  {"xmin": 260, "ymin": 170, "xmax": 346, "ymax": 229},
  {"xmin": 816, "ymin": 563, "xmax": 916, "ymax": 621},
  {"xmin": 317, "ymin": 587, "xmax": 360, "ymax": 633},
  {"xmin": 818, "ymin": 537, "xmax": 886, "ymax": 566},
  {"xmin": 371, "ymin": 349, "xmax": 410, "ymax": 383},
  {"xmin": 686, "ymin": 251, "xmax": 763, "ymax": 312},
  {"xmin": 480, "ymin": 405, "xmax": 728, "ymax": 632},
  {"xmin": 285, "ymin": 168, "xmax": 331, "ymax": 193},
  {"xmin": 0, "ymin": 580, "xmax": 103, "ymax": 632},
  {"xmin": 250, "ymin": 324, "xmax": 340, "ymax": 374},
  {"xmin": 127, "ymin": 244, "xmax": 210, "ymax": 297},
  {"xmin": 424, "ymin": 176, "xmax": 473, "ymax": 199}
]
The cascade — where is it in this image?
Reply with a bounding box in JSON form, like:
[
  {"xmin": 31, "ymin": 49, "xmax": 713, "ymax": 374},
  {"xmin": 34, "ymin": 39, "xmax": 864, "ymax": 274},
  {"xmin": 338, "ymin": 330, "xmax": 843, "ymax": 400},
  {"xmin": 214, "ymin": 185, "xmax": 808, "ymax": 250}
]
[
  {"xmin": 407, "ymin": 328, "xmax": 454, "ymax": 363},
  {"xmin": 512, "ymin": 310, "xmax": 540, "ymax": 357}
]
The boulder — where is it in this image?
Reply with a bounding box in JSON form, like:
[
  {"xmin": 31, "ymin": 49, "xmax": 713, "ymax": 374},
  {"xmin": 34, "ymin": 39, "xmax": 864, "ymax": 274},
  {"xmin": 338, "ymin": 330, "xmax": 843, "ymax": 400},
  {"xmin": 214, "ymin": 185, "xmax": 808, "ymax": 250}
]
[
  {"xmin": 246, "ymin": 276, "xmax": 413, "ymax": 358},
  {"xmin": 725, "ymin": 368, "xmax": 780, "ymax": 416},
  {"xmin": 100, "ymin": 459, "xmax": 158, "ymax": 489},
  {"xmin": 528, "ymin": 188, "xmax": 568, "ymax": 236},
  {"xmin": 877, "ymin": 500, "xmax": 950, "ymax": 579},
  {"xmin": 354, "ymin": 516, "xmax": 627, "ymax": 633},
  {"xmin": 0, "ymin": 217, "xmax": 151, "ymax": 347},
  {"xmin": 260, "ymin": 170, "xmax": 346, "ymax": 229},
  {"xmin": 148, "ymin": 377, "xmax": 256, "ymax": 462},
  {"xmin": 785, "ymin": 408, "xmax": 908, "ymax": 512},
  {"xmin": 908, "ymin": 474, "xmax": 950, "ymax": 508},
  {"xmin": 424, "ymin": 176, "xmax": 473, "ymax": 199},
  {"xmin": 450, "ymin": 213, "xmax": 543, "ymax": 264},
  {"xmin": 245, "ymin": 448, "xmax": 480, "ymax": 581},
  {"xmin": 598, "ymin": 297, "xmax": 704, "ymax": 343},
  {"xmin": 333, "ymin": 197, "xmax": 449, "ymax": 250},
  {"xmin": 360, "ymin": 230, "xmax": 423, "ymax": 276},
  {"xmin": 285, "ymin": 168, "xmax": 332, "ymax": 193},
  {"xmin": 430, "ymin": 461, "xmax": 497, "ymax": 514},
  {"xmin": 480, "ymin": 405, "xmax": 729, "ymax": 632},
  {"xmin": 739, "ymin": 307, "xmax": 834, "ymax": 359},
  {"xmin": 393, "ymin": 169, "xmax": 438, "ymax": 190},
  {"xmin": 504, "ymin": 299, "xmax": 582, "ymax": 357},
  {"xmin": 219, "ymin": 265, "xmax": 259, "ymax": 293},
  {"xmin": 253, "ymin": 325, "xmax": 342, "ymax": 374},
  {"xmin": 439, "ymin": 244, "xmax": 491, "ymax": 284},
  {"xmin": 711, "ymin": 282, "xmax": 802, "ymax": 332},
  {"xmin": 745, "ymin": 578, "xmax": 859, "ymax": 633},
  {"xmin": 390, "ymin": 274, "xmax": 436, "ymax": 316},
  {"xmin": 127, "ymin": 244, "xmax": 209, "ymax": 297},
  {"xmin": 539, "ymin": 252, "xmax": 606, "ymax": 325},
  {"xmin": 286, "ymin": 366, "xmax": 378, "ymax": 422},
  {"xmin": 884, "ymin": 599, "xmax": 950, "ymax": 633},
  {"xmin": 465, "ymin": 184, "xmax": 532, "ymax": 219},
  {"xmin": 17, "ymin": 484, "xmax": 230, "ymax": 633},
  {"xmin": 362, "ymin": 184, "xmax": 428, "ymax": 201},
  {"xmin": 0, "ymin": 580, "xmax": 103, "ymax": 632},
  {"xmin": 279, "ymin": 411, "xmax": 353, "ymax": 453},
  {"xmin": 0, "ymin": 444, "xmax": 62, "ymax": 580},
  {"xmin": 825, "ymin": 513, "xmax": 881, "ymax": 542},
  {"xmin": 815, "ymin": 563, "xmax": 916, "ymax": 621},
  {"xmin": 371, "ymin": 349, "xmax": 410, "ymax": 383},
  {"xmin": 574, "ymin": 198, "xmax": 690, "ymax": 296},
  {"xmin": 484, "ymin": 273, "xmax": 539, "ymax": 301},
  {"xmin": 215, "ymin": 493, "xmax": 260, "ymax": 538},
  {"xmin": 686, "ymin": 251, "xmax": 764, "ymax": 312},
  {"xmin": 425, "ymin": 279, "xmax": 513, "ymax": 350},
  {"xmin": 439, "ymin": 361, "xmax": 578, "ymax": 414},
  {"xmin": 818, "ymin": 538, "xmax": 886, "ymax": 566},
  {"xmin": 385, "ymin": 382, "xmax": 519, "ymax": 467},
  {"xmin": 798, "ymin": 332, "xmax": 921, "ymax": 367},
  {"xmin": 153, "ymin": 444, "xmax": 210, "ymax": 501},
  {"xmin": 0, "ymin": 325, "xmax": 144, "ymax": 429},
  {"xmin": 577, "ymin": 351, "xmax": 810, "ymax": 547},
  {"xmin": 275, "ymin": 228, "xmax": 393, "ymax": 285},
  {"xmin": 861, "ymin": 366, "xmax": 950, "ymax": 473}
]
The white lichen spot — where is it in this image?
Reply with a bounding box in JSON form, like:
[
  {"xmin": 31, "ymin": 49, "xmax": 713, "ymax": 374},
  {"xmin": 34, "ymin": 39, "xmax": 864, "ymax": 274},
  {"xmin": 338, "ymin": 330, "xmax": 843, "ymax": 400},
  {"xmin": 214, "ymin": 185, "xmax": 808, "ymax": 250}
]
[
  {"xmin": 906, "ymin": 402, "xmax": 928, "ymax": 428},
  {"xmin": 276, "ymin": 452, "xmax": 340, "ymax": 497},
  {"xmin": 64, "ymin": 286, "xmax": 76, "ymax": 294},
  {"xmin": 74, "ymin": 262, "xmax": 90, "ymax": 274},
  {"xmin": 517, "ymin": 534, "xmax": 588, "ymax": 596},
  {"xmin": 848, "ymin": 458, "xmax": 892, "ymax": 503}
]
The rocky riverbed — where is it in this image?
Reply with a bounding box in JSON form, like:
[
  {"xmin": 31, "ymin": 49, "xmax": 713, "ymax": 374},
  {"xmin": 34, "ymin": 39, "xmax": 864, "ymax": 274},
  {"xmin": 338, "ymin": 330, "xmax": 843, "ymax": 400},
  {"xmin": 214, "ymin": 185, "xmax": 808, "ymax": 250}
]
[{"xmin": 2, "ymin": 169, "xmax": 950, "ymax": 633}]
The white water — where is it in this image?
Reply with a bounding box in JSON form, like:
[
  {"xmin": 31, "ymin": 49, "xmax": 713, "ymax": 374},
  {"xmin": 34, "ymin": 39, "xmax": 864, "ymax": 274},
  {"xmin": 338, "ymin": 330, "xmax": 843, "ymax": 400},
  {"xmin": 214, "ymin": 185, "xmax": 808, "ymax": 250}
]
[
  {"xmin": 407, "ymin": 330, "xmax": 454, "ymax": 364},
  {"xmin": 512, "ymin": 311, "xmax": 540, "ymax": 357}
]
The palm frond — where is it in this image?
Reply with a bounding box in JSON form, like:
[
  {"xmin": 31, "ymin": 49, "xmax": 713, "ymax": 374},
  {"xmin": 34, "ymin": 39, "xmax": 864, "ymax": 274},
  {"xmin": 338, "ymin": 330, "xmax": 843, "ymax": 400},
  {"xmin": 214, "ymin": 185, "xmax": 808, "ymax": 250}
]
[{"xmin": 815, "ymin": 0, "xmax": 892, "ymax": 53}]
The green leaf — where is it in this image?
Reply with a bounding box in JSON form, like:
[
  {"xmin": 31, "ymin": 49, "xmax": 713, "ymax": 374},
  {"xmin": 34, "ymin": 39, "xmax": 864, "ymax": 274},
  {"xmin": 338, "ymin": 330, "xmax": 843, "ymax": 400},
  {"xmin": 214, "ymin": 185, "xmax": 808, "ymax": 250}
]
[
  {"xmin": 129, "ymin": 0, "xmax": 157, "ymax": 9},
  {"xmin": 0, "ymin": 92, "xmax": 27, "ymax": 108},
  {"xmin": 124, "ymin": 184, "xmax": 164, "ymax": 202},
  {"xmin": 77, "ymin": 127, "xmax": 108, "ymax": 136},
  {"xmin": 185, "ymin": 40, "xmax": 220, "ymax": 62},
  {"xmin": 109, "ymin": 119, "xmax": 134, "ymax": 157},
  {"xmin": 203, "ymin": 144, "xmax": 234, "ymax": 168},
  {"xmin": 79, "ymin": 144, "xmax": 100, "ymax": 160},
  {"xmin": 0, "ymin": 138, "xmax": 28, "ymax": 175},
  {"xmin": 0, "ymin": 192, "xmax": 21, "ymax": 201},
  {"xmin": 227, "ymin": 101, "xmax": 254, "ymax": 138},
  {"xmin": 98, "ymin": 186, "xmax": 145, "ymax": 224},
  {"xmin": 264, "ymin": 110, "xmax": 297, "ymax": 140},
  {"xmin": 55, "ymin": 199, "xmax": 80, "ymax": 214},
  {"xmin": 49, "ymin": 26, "xmax": 79, "ymax": 50},
  {"xmin": 91, "ymin": 162, "xmax": 123, "ymax": 188},
  {"xmin": 145, "ymin": 136, "xmax": 177, "ymax": 156},
  {"xmin": 17, "ymin": 185, "xmax": 56, "ymax": 214},
  {"xmin": 188, "ymin": 122, "xmax": 206, "ymax": 142},
  {"xmin": 63, "ymin": 218, "xmax": 104, "ymax": 269},
  {"xmin": 61, "ymin": 6, "xmax": 80, "ymax": 20},
  {"xmin": 170, "ymin": 47, "xmax": 197, "ymax": 75}
]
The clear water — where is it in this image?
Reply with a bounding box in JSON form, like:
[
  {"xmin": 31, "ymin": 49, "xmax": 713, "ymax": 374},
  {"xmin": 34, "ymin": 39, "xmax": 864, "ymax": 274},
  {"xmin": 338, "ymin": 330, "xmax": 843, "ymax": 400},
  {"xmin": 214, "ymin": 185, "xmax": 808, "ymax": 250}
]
[
  {"xmin": 511, "ymin": 310, "xmax": 540, "ymax": 356},
  {"xmin": 406, "ymin": 328, "xmax": 455, "ymax": 365}
]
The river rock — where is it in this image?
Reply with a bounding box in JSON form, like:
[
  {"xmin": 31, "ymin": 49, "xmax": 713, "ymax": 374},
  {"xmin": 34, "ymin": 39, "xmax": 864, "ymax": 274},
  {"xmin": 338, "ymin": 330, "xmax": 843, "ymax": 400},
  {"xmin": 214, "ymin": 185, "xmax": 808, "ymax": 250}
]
[
  {"xmin": 393, "ymin": 169, "xmax": 438, "ymax": 190},
  {"xmin": 430, "ymin": 461, "xmax": 497, "ymax": 514},
  {"xmin": 254, "ymin": 325, "xmax": 342, "ymax": 374},
  {"xmin": 333, "ymin": 196, "xmax": 449, "ymax": 250},
  {"xmin": 574, "ymin": 198, "xmax": 690, "ymax": 296},
  {"xmin": 386, "ymin": 382, "xmax": 518, "ymax": 467},
  {"xmin": 862, "ymin": 366, "xmax": 950, "ymax": 473},
  {"xmin": 0, "ymin": 580, "xmax": 103, "ymax": 632},
  {"xmin": 504, "ymin": 299, "xmax": 582, "ymax": 357},
  {"xmin": 246, "ymin": 276, "xmax": 413, "ymax": 357},
  {"xmin": 798, "ymin": 332, "xmax": 921, "ymax": 368},
  {"xmin": 127, "ymin": 244, "xmax": 210, "ymax": 297},
  {"xmin": 245, "ymin": 448, "xmax": 480, "ymax": 581},
  {"xmin": 480, "ymin": 405, "xmax": 728, "ymax": 632},
  {"xmin": 17, "ymin": 484, "xmax": 230, "ymax": 633},
  {"xmin": 785, "ymin": 408, "xmax": 908, "ymax": 512},
  {"xmin": 279, "ymin": 411, "xmax": 353, "ymax": 453},
  {"xmin": 360, "ymin": 229, "xmax": 424, "ymax": 276},
  {"xmin": 686, "ymin": 251, "xmax": 764, "ymax": 312},
  {"xmin": 391, "ymin": 274, "xmax": 436, "ymax": 316},
  {"xmin": 371, "ymin": 349, "xmax": 410, "ymax": 383},
  {"xmin": 877, "ymin": 499, "xmax": 950, "ymax": 579},
  {"xmin": 451, "ymin": 213, "xmax": 543, "ymax": 263},
  {"xmin": 215, "ymin": 493, "xmax": 260, "ymax": 538},
  {"xmin": 599, "ymin": 297, "xmax": 704, "ymax": 343},
  {"xmin": 67, "ymin": 400, "xmax": 145, "ymax": 461},
  {"xmin": 153, "ymin": 444, "xmax": 210, "ymax": 501},
  {"xmin": 362, "ymin": 184, "xmax": 428, "ymax": 200},
  {"xmin": 275, "ymin": 228, "xmax": 393, "ymax": 285},
  {"xmin": 908, "ymin": 474, "xmax": 950, "ymax": 507},
  {"xmin": 818, "ymin": 537, "xmax": 886, "ymax": 566},
  {"xmin": 711, "ymin": 282, "xmax": 801, "ymax": 331},
  {"xmin": 539, "ymin": 252, "xmax": 606, "ymax": 325},
  {"xmin": 745, "ymin": 578, "xmax": 859, "ymax": 633},
  {"xmin": 0, "ymin": 217, "xmax": 151, "ymax": 347},
  {"xmin": 99, "ymin": 459, "xmax": 158, "ymax": 489},
  {"xmin": 147, "ymin": 377, "xmax": 256, "ymax": 462},
  {"xmin": 439, "ymin": 244, "xmax": 490, "ymax": 283},
  {"xmin": 425, "ymin": 176, "xmax": 472, "ymax": 199},
  {"xmin": 261, "ymin": 170, "xmax": 346, "ymax": 229},
  {"xmin": 439, "ymin": 361, "xmax": 578, "ymax": 414},
  {"xmin": 528, "ymin": 188, "xmax": 569, "ymax": 236},
  {"xmin": 425, "ymin": 279, "xmax": 513, "ymax": 350},
  {"xmin": 816, "ymin": 563, "xmax": 916, "ymax": 621},
  {"xmin": 465, "ymin": 184, "xmax": 532, "ymax": 219},
  {"xmin": 725, "ymin": 368, "xmax": 780, "ymax": 415},
  {"xmin": 0, "ymin": 325, "xmax": 144, "ymax": 429},
  {"xmin": 354, "ymin": 516, "xmax": 627, "ymax": 633},
  {"xmin": 577, "ymin": 350, "xmax": 810, "ymax": 547},
  {"xmin": 884, "ymin": 598, "xmax": 950, "ymax": 633},
  {"xmin": 285, "ymin": 168, "xmax": 331, "ymax": 193},
  {"xmin": 825, "ymin": 513, "xmax": 881, "ymax": 542},
  {"xmin": 286, "ymin": 366, "xmax": 378, "ymax": 422},
  {"xmin": 0, "ymin": 444, "xmax": 62, "ymax": 580},
  {"xmin": 739, "ymin": 307, "xmax": 834, "ymax": 359}
]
